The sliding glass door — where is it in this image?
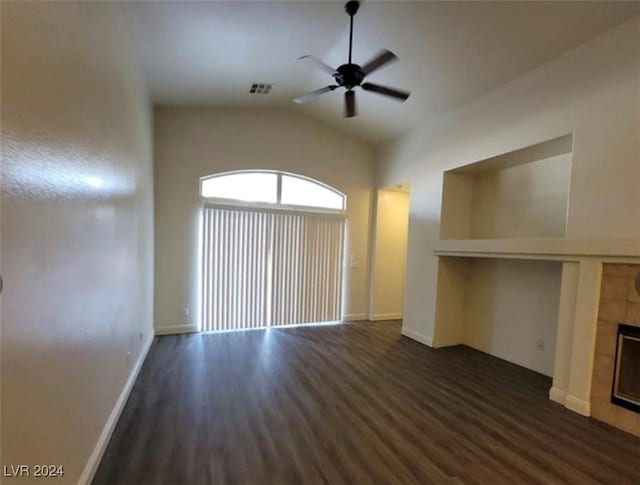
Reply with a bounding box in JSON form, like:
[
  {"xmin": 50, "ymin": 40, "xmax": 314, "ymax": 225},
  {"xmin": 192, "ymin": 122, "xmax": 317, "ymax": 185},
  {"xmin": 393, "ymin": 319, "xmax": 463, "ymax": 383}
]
[{"xmin": 200, "ymin": 206, "xmax": 345, "ymax": 332}]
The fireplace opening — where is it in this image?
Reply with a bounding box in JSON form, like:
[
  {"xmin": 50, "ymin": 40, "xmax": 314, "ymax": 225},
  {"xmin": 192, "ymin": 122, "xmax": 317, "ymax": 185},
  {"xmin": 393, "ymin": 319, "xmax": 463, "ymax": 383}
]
[{"xmin": 611, "ymin": 324, "xmax": 640, "ymax": 413}]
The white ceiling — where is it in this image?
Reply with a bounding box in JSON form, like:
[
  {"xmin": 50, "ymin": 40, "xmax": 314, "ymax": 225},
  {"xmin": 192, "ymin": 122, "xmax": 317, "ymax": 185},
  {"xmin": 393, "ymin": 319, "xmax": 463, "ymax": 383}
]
[{"xmin": 125, "ymin": 1, "xmax": 639, "ymax": 143}]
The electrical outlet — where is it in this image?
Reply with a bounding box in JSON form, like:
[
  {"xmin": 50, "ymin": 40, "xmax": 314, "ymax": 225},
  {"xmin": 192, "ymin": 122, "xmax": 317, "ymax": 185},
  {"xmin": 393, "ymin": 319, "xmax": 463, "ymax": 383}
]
[
  {"xmin": 536, "ymin": 341, "xmax": 545, "ymax": 351},
  {"xmin": 182, "ymin": 307, "xmax": 190, "ymax": 318}
]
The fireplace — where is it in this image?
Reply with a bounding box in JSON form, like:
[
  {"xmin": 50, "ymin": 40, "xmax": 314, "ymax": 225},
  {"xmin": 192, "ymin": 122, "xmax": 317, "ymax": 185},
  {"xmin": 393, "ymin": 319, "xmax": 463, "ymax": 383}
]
[
  {"xmin": 611, "ymin": 324, "xmax": 640, "ymax": 413},
  {"xmin": 590, "ymin": 264, "xmax": 640, "ymax": 436}
]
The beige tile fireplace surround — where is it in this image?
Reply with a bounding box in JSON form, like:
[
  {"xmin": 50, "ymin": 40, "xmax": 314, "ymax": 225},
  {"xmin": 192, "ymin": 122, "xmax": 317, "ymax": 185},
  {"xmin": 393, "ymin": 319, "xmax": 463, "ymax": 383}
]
[{"xmin": 591, "ymin": 264, "xmax": 640, "ymax": 436}]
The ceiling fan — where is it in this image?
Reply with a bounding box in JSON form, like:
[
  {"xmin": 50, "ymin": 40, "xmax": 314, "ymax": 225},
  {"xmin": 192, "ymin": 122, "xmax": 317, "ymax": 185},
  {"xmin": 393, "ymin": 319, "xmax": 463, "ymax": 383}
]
[{"xmin": 293, "ymin": 0, "xmax": 410, "ymax": 118}]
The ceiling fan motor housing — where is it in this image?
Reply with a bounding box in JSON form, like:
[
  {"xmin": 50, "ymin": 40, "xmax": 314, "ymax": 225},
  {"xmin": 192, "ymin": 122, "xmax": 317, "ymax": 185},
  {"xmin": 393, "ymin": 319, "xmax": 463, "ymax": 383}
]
[{"xmin": 335, "ymin": 64, "xmax": 365, "ymax": 89}]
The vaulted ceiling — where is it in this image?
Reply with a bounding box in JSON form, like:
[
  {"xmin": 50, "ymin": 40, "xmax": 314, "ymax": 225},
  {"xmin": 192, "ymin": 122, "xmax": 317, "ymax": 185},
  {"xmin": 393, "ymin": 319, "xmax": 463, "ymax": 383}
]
[{"xmin": 125, "ymin": 1, "xmax": 639, "ymax": 143}]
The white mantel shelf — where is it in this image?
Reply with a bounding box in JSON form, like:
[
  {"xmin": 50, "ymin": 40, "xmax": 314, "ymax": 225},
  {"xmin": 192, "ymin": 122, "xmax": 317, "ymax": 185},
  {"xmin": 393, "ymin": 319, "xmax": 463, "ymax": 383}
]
[{"xmin": 432, "ymin": 238, "xmax": 640, "ymax": 262}]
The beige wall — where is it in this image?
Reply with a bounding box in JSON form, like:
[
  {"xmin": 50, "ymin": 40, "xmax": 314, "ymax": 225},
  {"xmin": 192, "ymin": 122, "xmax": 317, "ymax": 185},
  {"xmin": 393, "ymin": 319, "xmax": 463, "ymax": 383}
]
[
  {"xmin": 377, "ymin": 17, "xmax": 640, "ymax": 353},
  {"xmin": 469, "ymin": 154, "xmax": 571, "ymax": 239},
  {"xmin": 1, "ymin": 3, "xmax": 153, "ymax": 484},
  {"xmin": 370, "ymin": 189, "xmax": 409, "ymax": 320},
  {"xmin": 153, "ymin": 107, "xmax": 375, "ymax": 330}
]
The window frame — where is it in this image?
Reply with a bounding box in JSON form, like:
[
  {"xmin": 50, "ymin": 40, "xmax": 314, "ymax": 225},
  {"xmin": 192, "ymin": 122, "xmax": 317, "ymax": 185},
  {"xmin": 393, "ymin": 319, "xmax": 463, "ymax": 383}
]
[{"xmin": 200, "ymin": 170, "xmax": 347, "ymax": 214}]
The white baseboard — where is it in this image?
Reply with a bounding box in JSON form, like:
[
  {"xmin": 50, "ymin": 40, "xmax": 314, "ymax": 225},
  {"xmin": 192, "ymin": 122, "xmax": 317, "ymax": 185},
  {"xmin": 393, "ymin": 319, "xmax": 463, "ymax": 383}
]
[
  {"xmin": 549, "ymin": 387, "xmax": 567, "ymax": 405},
  {"xmin": 564, "ymin": 394, "xmax": 591, "ymax": 416},
  {"xmin": 431, "ymin": 338, "xmax": 464, "ymax": 348},
  {"xmin": 78, "ymin": 332, "xmax": 154, "ymax": 485},
  {"xmin": 155, "ymin": 323, "xmax": 199, "ymax": 335},
  {"xmin": 369, "ymin": 312, "xmax": 403, "ymax": 321},
  {"xmin": 343, "ymin": 313, "xmax": 368, "ymax": 322},
  {"xmin": 401, "ymin": 327, "xmax": 433, "ymax": 347}
]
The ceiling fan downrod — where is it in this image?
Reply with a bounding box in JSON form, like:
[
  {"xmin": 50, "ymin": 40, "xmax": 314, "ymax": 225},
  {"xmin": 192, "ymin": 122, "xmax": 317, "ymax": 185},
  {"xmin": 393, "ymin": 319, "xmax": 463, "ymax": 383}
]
[{"xmin": 345, "ymin": 1, "xmax": 360, "ymax": 64}]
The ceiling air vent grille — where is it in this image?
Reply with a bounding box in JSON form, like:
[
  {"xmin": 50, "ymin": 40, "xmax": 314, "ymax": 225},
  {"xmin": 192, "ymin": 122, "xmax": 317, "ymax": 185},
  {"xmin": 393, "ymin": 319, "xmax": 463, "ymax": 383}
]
[{"xmin": 250, "ymin": 83, "xmax": 273, "ymax": 95}]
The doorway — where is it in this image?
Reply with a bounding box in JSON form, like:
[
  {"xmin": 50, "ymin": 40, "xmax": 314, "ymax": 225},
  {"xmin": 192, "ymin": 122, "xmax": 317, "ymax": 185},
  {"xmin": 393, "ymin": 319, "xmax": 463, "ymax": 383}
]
[{"xmin": 369, "ymin": 184, "xmax": 410, "ymax": 321}]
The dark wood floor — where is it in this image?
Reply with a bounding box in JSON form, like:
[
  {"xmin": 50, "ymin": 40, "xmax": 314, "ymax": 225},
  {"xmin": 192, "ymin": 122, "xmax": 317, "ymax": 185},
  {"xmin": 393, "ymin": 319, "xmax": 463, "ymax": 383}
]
[{"xmin": 94, "ymin": 321, "xmax": 640, "ymax": 484}]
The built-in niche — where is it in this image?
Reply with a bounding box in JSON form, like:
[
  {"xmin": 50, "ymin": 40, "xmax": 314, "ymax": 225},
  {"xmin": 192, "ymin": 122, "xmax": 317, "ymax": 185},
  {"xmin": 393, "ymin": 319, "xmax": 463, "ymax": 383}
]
[
  {"xmin": 440, "ymin": 134, "xmax": 573, "ymax": 240},
  {"xmin": 433, "ymin": 135, "xmax": 575, "ymax": 381},
  {"xmin": 434, "ymin": 256, "xmax": 562, "ymax": 376}
]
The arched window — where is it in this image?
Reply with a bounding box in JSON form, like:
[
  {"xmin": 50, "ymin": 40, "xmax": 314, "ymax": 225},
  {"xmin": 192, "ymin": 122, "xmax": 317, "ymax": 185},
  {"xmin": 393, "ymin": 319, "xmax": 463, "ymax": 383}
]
[{"xmin": 200, "ymin": 170, "xmax": 346, "ymax": 211}]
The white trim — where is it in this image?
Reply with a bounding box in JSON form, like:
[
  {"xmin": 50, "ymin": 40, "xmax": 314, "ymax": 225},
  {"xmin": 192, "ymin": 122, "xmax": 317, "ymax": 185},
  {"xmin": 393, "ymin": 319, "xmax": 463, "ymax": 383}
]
[
  {"xmin": 432, "ymin": 338, "xmax": 464, "ymax": 348},
  {"xmin": 401, "ymin": 327, "xmax": 433, "ymax": 347},
  {"xmin": 343, "ymin": 313, "xmax": 368, "ymax": 322},
  {"xmin": 78, "ymin": 333, "xmax": 154, "ymax": 485},
  {"xmin": 369, "ymin": 312, "xmax": 403, "ymax": 321},
  {"xmin": 432, "ymin": 238, "xmax": 640, "ymax": 261},
  {"xmin": 155, "ymin": 324, "xmax": 199, "ymax": 336},
  {"xmin": 564, "ymin": 394, "xmax": 591, "ymax": 416},
  {"xmin": 549, "ymin": 387, "xmax": 567, "ymax": 404}
]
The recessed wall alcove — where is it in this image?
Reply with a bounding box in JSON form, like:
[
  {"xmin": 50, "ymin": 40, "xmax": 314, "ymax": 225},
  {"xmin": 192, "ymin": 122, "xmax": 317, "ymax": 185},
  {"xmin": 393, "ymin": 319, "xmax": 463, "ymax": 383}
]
[
  {"xmin": 435, "ymin": 256, "xmax": 563, "ymax": 376},
  {"xmin": 433, "ymin": 135, "xmax": 575, "ymax": 393},
  {"xmin": 440, "ymin": 134, "xmax": 573, "ymax": 240}
]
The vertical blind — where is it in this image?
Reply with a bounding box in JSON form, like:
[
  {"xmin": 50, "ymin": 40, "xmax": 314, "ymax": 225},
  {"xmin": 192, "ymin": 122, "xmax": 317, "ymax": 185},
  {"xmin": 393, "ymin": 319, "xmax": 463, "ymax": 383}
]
[
  {"xmin": 200, "ymin": 206, "xmax": 345, "ymax": 332},
  {"xmin": 271, "ymin": 213, "xmax": 345, "ymax": 326}
]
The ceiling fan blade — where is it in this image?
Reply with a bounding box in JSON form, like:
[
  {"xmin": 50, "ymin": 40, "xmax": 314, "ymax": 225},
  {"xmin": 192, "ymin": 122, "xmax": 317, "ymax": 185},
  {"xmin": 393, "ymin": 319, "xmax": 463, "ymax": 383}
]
[
  {"xmin": 361, "ymin": 49, "xmax": 398, "ymax": 76},
  {"xmin": 298, "ymin": 55, "xmax": 338, "ymax": 76},
  {"xmin": 293, "ymin": 85, "xmax": 338, "ymax": 104},
  {"xmin": 361, "ymin": 82, "xmax": 410, "ymax": 101},
  {"xmin": 345, "ymin": 90, "xmax": 357, "ymax": 118}
]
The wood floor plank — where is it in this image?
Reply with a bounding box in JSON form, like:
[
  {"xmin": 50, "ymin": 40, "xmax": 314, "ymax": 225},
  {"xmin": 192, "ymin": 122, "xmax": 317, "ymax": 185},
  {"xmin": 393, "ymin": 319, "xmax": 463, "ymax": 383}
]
[{"xmin": 94, "ymin": 321, "xmax": 640, "ymax": 484}]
